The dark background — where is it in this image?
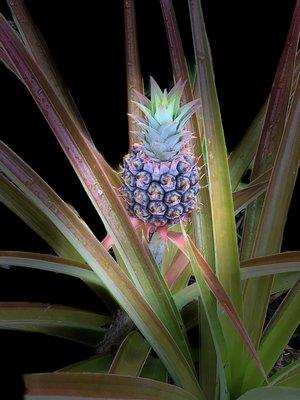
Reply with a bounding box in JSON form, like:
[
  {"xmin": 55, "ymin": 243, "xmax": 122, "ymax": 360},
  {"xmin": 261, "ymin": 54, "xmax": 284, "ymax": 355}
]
[{"xmin": 0, "ymin": 0, "xmax": 298, "ymax": 398}]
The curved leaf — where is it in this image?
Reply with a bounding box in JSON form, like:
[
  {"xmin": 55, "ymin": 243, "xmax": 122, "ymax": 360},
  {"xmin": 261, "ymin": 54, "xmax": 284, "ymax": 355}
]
[
  {"xmin": 236, "ymin": 387, "xmax": 300, "ymax": 400},
  {"xmin": 241, "ymin": 0, "xmax": 300, "ymax": 352},
  {"xmin": 0, "ymin": 302, "xmax": 110, "ymax": 346},
  {"xmin": 24, "ymin": 373, "xmax": 199, "ymax": 400},
  {"xmin": 0, "ymin": 251, "xmax": 103, "ymax": 286},
  {"xmin": 269, "ymin": 359, "xmax": 300, "ymax": 387},
  {"xmin": 0, "ymin": 142, "xmax": 202, "ymax": 396},
  {"xmin": 241, "ymin": 252, "xmax": 300, "ymax": 279},
  {"xmin": 109, "ymin": 331, "xmax": 151, "ymax": 376},
  {"xmin": 0, "ymin": 16, "xmax": 193, "ymax": 370}
]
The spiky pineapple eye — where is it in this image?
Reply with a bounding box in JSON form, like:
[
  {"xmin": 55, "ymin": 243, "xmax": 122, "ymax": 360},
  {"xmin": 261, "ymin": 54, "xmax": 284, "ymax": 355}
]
[
  {"xmin": 160, "ymin": 174, "xmax": 176, "ymax": 191},
  {"xmin": 122, "ymin": 171, "xmax": 135, "ymax": 190},
  {"xmin": 128, "ymin": 157, "xmax": 143, "ymax": 175},
  {"xmin": 166, "ymin": 204, "xmax": 184, "ymax": 219},
  {"xmin": 191, "ymin": 183, "xmax": 200, "ymax": 195},
  {"xmin": 148, "ymin": 201, "xmax": 167, "ymax": 216},
  {"xmin": 148, "ymin": 216, "xmax": 168, "ymax": 227},
  {"xmin": 176, "ymin": 176, "xmax": 190, "ymax": 192},
  {"xmin": 148, "ymin": 182, "xmax": 164, "ymax": 200},
  {"xmin": 133, "ymin": 188, "xmax": 149, "ymax": 206},
  {"xmin": 120, "ymin": 186, "xmax": 135, "ymax": 205},
  {"xmin": 136, "ymin": 171, "xmax": 151, "ymax": 190},
  {"xmin": 164, "ymin": 191, "xmax": 181, "ymax": 206},
  {"xmin": 184, "ymin": 201, "xmax": 196, "ymax": 213},
  {"xmin": 182, "ymin": 188, "xmax": 196, "ymax": 203},
  {"xmin": 177, "ymin": 161, "xmax": 191, "ymax": 174},
  {"xmin": 133, "ymin": 204, "xmax": 150, "ymax": 220},
  {"xmin": 190, "ymin": 166, "xmax": 200, "ymax": 185}
]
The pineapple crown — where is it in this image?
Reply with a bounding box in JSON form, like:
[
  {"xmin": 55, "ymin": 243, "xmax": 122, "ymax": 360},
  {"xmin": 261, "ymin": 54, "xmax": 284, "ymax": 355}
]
[{"xmin": 129, "ymin": 77, "xmax": 200, "ymax": 161}]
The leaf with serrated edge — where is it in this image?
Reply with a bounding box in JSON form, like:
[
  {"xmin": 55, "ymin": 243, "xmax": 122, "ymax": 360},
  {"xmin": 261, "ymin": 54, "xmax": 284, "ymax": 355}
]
[
  {"xmin": 0, "ymin": 141, "xmax": 202, "ymax": 396},
  {"xmin": 0, "ymin": 16, "xmax": 193, "ymax": 370}
]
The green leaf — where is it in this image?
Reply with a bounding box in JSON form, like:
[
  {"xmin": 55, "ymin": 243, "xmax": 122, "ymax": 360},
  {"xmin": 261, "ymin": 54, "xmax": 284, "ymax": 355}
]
[
  {"xmin": 269, "ymin": 359, "xmax": 300, "ymax": 387},
  {"xmin": 7, "ymin": 0, "xmax": 93, "ymax": 143},
  {"xmin": 0, "ymin": 174, "xmax": 83, "ymax": 262},
  {"xmin": 124, "ymin": 0, "xmax": 144, "ymax": 145},
  {"xmin": 233, "ymin": 182, "xmax": 267, "ymax": 215},
  {"xmin": 0, "ymin": 251, "xmax": 103, "ymax": 287},
  {"xmin": 174, "ymin": 252, "xmax": 300, "ymax": 310},
  {"xmin": 24, "ymin": 373, "xmax": 199, "ymax": 400},
  {"xmin": 272, "ymin": 272, "xmax": 300, "ymax": 294},
  {"xmin": 228, "ymin": 105, "xmax": 266, "ymax": 191},
  {"xmin": 242, "ymin": 279, "xmax": 300, "ymax": 391},
  {"xmin": 59, "ymin": 354, "xmax": 113, "ymax": 373},
  {"xmin": 0, "ymin": 16, "xmax": 193, "ymax": 370},
  {"xmin": 109, "ymin": 331, "xmax": 151, "ymax": 376},
  {"xmin": 188, "ymin": 2, "xmax": 244, "ymax": 392},
  {"xmin": 181, "ymin": 300, "xmax": 198, "ymax": 331},
  {"xmin": 174, "ymin": 230, "xmax": 268, "ymax": 386},
  {"xmin": 228, "ymin": 46, "xmax": 300, "ymax": 191},
  {"xmin": 174, "ymin": 284, "xmax": 199, "ymax": 311},
  {"xmin": 240, "ymin": 0, "xmax": 300, "ymax": 352},
  {"xmin": 0, "ymin": 302, "xmax": 110, "ymax": 346},
  {"xmin": 236, "ymin": 387, "xmax": 300, "ymax": 400},
  {"xmin": 170, "ymin": 230, "xmax": 230, "ymax": 399},
  {"xmin": 159, "ymin": 2, "xmax": 216, "ymax": 396},
  {"xmin": 240, "ymin": 252, "xmax": 300, "ymax": 279},
  {"xmin": 0, "ymin": 142, "xmax": 202, "ymax": 396},
  {"xmin": 140, "ymin": 357, "xmax": 168, "ymax": 382}
]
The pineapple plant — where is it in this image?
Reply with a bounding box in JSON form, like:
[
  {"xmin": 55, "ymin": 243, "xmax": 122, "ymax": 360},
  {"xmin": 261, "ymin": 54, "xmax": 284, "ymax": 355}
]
[
  {"xmin": 121, "ymin": 78, "xmax": 201, "ymax": 228},
  {"xmin": 0, "ymin": 0, "xmax": 299, "ymax": 400}
]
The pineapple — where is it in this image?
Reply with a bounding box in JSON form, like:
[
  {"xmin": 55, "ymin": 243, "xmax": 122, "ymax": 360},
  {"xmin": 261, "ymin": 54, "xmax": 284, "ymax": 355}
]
[{"xmin": 121, "ymin": 78, "xmax": 201, "ymax": 228}]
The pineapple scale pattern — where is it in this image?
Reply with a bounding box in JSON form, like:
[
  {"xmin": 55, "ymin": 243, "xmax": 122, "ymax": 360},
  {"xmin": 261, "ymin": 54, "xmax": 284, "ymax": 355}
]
[{"xmin": 121, "ymin": 144, "xmax": 200, "ymax": 227}]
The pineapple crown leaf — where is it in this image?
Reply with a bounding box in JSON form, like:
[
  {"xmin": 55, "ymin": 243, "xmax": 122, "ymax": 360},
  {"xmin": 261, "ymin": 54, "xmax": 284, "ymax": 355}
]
[{"xmin": 129, "ymin": 77, "xmax": 200, "ymax": 161}]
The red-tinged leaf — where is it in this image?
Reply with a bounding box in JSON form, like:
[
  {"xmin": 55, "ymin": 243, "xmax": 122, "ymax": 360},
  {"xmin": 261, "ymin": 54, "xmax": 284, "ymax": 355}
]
[
  {"xmin": 164, "ymin": 180, "xmax": 271, "ymax": 291},
  {"xmin": 242, "ymin": 0, "xmax": 300, "ymax": 350},
  {"xmin": 233, "ymin": 182, "xmax": 268, "ymax": 215},
  {"xmin": 0, "ymin": 16, "xmax": 194, "ymax": 369},
  {"xmin": 240, "ymin": 252, "xmax": 300, "ymax": 279},
  {"xmin": 159, "ymin": 7, "xmax": 216, "ymax": 393},
  {"xmin": 109, "ymin": 331, "xmax": 151, "ymax": 376},
  {"xmin": 164, "ymin": 250, "xmax": 189, "ymax": 290},
  {"xmin": 160, "ymin": 0, "xmax": 202, "ymax": 152},
  {"xmin": 0, "ymin": 143, "xmax": 202, "ymax": 396},
  {"xmin": 242, "ymin": 279, "xmax": 300, "ymax": 391},
  {"xmin": 0, "ymin": 302, "xmax": 110, "ymax": 346},
  {"xmin": 24, "ymin": 373, "xmax": 200, "ymax": 400},
  {"xmin": 124, "ymin": 0, "xmax": 144, "ymax": 146},
  {"xmin": 229, "ymin": 51, "xmax": 300, "ymax": 191},
  {"xmin": 168, "ymin": 231, "xmax": 268, "ymax": 384},
  {"xmin": 236, "ymin": 387, "xmax": 300, "ymax": 400},
  {"xmin": 168, "ymin": 232, "xmax": 231, "ymax": 394},
  {"xmin": 251, "ymin": 2, "xmax": 300, "ymax": 181},
  {"xmin": 240, "ymin": 0, "xmax": 300, "ymax": 260},
  {"xmin": 0, "ymin": 173, "xmax": 84, "ymax": 262},
  {"xmin": 7, "ymin": 0, "xmax": 93, "ymax": 143},
  {"xmin": 0, "ymin": 44, "xmax": 21, "ymax": 77},
  {"xmin": 0, "ymin": 251, "xmax": 101, "ymax": 285},
  {"xmin": 101, "ymin": 217, "xmax": 143, "ymax": 251},
  {"xmin": 101, "ymin": 234, "xmax": 113, "ymax": 251}
]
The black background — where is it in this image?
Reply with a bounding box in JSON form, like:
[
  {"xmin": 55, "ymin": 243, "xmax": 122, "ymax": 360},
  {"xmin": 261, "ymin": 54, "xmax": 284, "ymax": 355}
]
[{"xmin": 0, "ymin": 0, "xmax": 298, "ymax": 398}]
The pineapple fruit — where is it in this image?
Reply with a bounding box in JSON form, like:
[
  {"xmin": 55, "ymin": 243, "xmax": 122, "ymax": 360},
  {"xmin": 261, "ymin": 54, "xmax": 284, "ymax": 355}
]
[{"xmin": 121, "ymin": 78, "xmax": 201, "ymax": 228}]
